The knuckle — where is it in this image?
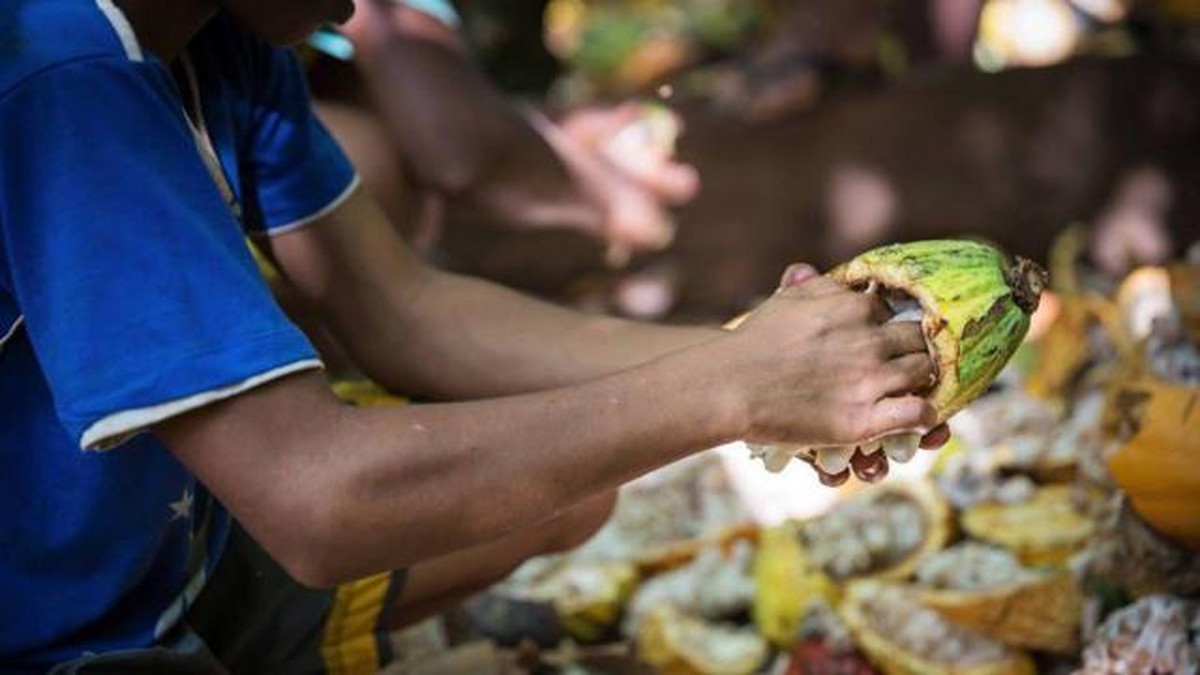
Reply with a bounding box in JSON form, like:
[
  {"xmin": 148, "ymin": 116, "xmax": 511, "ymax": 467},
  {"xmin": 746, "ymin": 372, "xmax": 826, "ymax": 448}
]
[
  {"xmin": 807, "ymin": 277, "xmax": 842, "ymax": 294},
  {"xmin": 902, "ymin": 323, "xmax": 927, "ymax": 349},
  {"xmin": 834, "ymin": 409, "xmax": 869, "ymax": 443},
  {"xmin": 864, "ymin": 331, "xmax": 890, "ymax": 359},
  {"xmin": 899, "ymin": 398, "xmax": 935, "ymax": 427},
  {"xmin": 918, "ymin": 401, "xmax": 938, "ymax": 425},
  {"xmin": 847, "ymin": 295, "xmax": 875, "ymax": 320},
  {"xmin": 809, "ymin": 313, "xmax": 833, "ymax": 336},
  {"xmin": 851, "ymin": 378, "xmax": 879, "ymax": 404},
  {"xmin": 905, "ymin": 356, "xmax": 934, "ymax": 385}
]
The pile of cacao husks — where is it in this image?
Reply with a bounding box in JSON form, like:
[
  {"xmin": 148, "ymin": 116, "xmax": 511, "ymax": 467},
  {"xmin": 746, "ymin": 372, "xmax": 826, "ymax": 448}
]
[{"xmin": 382, "ymin": 234, "xmax": 1199, "ymax": 675}]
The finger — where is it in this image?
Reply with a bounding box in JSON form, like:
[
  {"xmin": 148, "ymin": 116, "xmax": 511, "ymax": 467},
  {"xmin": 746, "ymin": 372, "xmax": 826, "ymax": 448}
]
[
  {"xmin": 610, "ymin": 101, "xmax": 645, "ymax": 127},
  {"xmin": 818, "ymin": 467, "xmax": 851, "ymax": 487},
  {"xmin": 638, "ymin": 162, "xmax": 701, "ymax": 205},
  {"xmin": 776, "ymin": 274, "xmax": 845, "ymax": 299},
  {"xmin": 880, "ymin": 322, "xmax": 928, "ymax": 356},
  {"xmin": 778, "ymin": 263, "xmax": 820, "ymax": 289},
  {"xmin": 561, "ymin": 104, "xmax": 642, "ymax": 145},
  {"xmin": 866, "ymin": 291, "xmax": 894, "ymax": 324},
  {"xmin": 605, "ymin": 196, "xmax": 676, "ymax": 251},
  {"xmin": 877, "ymin": 353, "xmax": 937, "ymax": 397},
  {"xmin": 604, "ymin": 243, "xmax": 632, "ymax": 269},
  {"xmin": 865, "ymin": 395, "xmax": 937, "ymax": 440},
  {"xmin": 850, "ymin": 449, "xmax": 889, "ymax": 483},
  {"xmin": 919, "ymin": 424, "xmax": 951, "ymax": 450}
]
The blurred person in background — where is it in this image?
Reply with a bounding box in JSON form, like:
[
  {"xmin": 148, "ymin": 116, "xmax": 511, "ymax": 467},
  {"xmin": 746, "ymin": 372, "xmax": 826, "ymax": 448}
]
[
  {"xmin": 307, "ymin": 0, "xmax": 700, "ymax": 264},
  {"xmin": 440, "ymin": 0, "xmax": 1190, "ymax": 290}
]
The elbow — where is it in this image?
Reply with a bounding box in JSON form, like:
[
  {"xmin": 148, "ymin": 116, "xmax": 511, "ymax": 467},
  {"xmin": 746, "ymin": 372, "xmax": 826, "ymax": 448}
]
[
  {"xmin": 406, "ymin": 122, "xmax": 510, "ymax": 197},
  {"xmin": 266, "ymin": 525, "xmax": 345, "ymax": 591},
  {"xmin": 278, "ymin": 551, "xmax": 343, "ymax": 591},
  {"xmin": 416, "ymin": 150, "xmax": 494, "ymax": 197},
  {"xmin": 254, "ymin": 493, "xmax": 359, "ymax": 590}
]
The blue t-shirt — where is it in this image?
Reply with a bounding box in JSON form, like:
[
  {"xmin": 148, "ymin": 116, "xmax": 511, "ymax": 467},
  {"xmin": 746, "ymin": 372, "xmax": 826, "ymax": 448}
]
[{"xmin": 0, "ymin": 1, "xmax": 357, "ymax": 670}]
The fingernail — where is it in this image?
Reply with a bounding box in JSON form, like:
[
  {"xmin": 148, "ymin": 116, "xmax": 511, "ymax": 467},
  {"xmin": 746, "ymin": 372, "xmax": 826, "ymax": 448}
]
[{"xmin": 778, "ymin": 263, "xmax": 818, "ymax": 290}]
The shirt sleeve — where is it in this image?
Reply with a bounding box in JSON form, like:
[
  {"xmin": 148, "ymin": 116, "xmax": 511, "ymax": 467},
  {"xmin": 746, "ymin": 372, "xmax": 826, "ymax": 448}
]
[
  {"xmin": 0, "ymin": 57, "xmax": 321, "ymax": 449},
  {"xmin": 397, "ymin": 0, "xmax": 462, "ymax": 28},
  {"xmin": 239, "ymin": 43, "xmax": 359, "ymax": 236}
]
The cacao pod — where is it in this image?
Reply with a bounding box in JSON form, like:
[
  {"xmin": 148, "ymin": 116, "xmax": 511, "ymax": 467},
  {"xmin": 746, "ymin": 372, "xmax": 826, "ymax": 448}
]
[
  {"xmin": 829, "ymin": 240, "xmax": 1045, "ymax": 422},
  {"xmin": 636, "ymin": 605, "xmax": 768, "ymax": 675},
  {"xmin": 1107, "ymin": 377, "xmax": 1200, "ymax": 549},
  {"xmin": 751, "ymin": 239, "xmax": 1046, "ymax": 474},
  {"xmin": 751, "ymin": 522, "xmax": 838, "ymax": 648},
  {"xmin": 914, "ymin": 545, "xmax": 1084, "ymax": 654},
  {"xmin": 839, "ymin": 581, "xmax": 1036, "ymax": 675},
  {"xmin": 960, "ymin": 485, "xmax": 1095, "ymax": 566}
]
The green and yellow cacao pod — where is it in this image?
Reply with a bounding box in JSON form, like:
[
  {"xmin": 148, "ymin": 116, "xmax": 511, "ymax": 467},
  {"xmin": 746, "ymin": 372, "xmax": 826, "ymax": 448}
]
[
  {"xmin": 831, "ymin": 239, "xmax": 1047, "ymax": 423},
  {"xmin": 742, "ymin": 240, "xmax": 1046, "ymax": 474}
]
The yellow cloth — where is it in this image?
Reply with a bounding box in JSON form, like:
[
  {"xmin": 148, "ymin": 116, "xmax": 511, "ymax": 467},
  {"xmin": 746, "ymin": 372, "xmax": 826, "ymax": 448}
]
[{"xmin": 320, "ymin": 573, "xmax": 395, "ymax": 675}]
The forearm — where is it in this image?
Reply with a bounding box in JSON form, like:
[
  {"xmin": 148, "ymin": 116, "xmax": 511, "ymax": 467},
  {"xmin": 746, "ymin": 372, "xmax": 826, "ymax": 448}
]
[
  {"xmin": 331, "ymin": 357, "xmax": 735, "ymax": 577},
  {"xmin": 266, "ymin": 188, "xmax": 714, "ymax": 397},
  {"xmin": 159, "ymin": 361, "xmax": 739, "ymax": 586},
  {"xmin": 166, "ymin": 258, "xmax": 945, "ymax": 587},
  {"xmin": 348, "ymin": 267, "xmax": 724, "ymax": 399},
  {"xmin": 349, "ymin": 16, "xmax": 602, "ymax": 230}
]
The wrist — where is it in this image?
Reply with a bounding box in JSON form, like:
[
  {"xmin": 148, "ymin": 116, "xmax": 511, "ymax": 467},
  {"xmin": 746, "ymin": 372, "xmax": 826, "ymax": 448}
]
[
  {"xmin": 342, "ymin": 1, "xmax": 463, "ymax": 55},
  {"xmin": 653, "ymin": 337, "xmax": 751, "ymax": 447},
  {"xmin": 391, "ymin": 4, "xmax": 465, "ymax": 51}
]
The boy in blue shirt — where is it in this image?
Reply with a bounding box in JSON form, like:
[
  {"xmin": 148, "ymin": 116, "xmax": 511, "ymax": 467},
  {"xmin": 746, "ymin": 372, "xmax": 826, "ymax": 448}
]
[{"xmin": 0, "ymin": 0, "xmax": 944, "ymax": 671}]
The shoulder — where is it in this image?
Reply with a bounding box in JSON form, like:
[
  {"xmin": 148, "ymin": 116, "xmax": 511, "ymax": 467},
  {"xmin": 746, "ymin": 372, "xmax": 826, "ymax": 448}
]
[
  {"xmin": 189, "ymin": 13, "xmax": 308, "ymax": 99},
  {"xmin": 0, "ymin": 0, "xmax": 145, "ymax": 98}
]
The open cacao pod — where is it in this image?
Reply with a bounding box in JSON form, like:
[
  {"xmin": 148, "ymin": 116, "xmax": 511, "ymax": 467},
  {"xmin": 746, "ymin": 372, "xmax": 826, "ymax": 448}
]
[
  {"xmin": 912, "ymin": 543, "xmax": 1084, "ymax": 654},
  {"xmin": 840, "ymin": 581, "xmax": 1035, "ymax": 675},
  {"xmin": 1024, "ymin": 226, "xmax": 1122, "ymax": 402},
  {"xmin": 464, "ymin": 560, "xmax": 638, "ymax": 646},
  {"xmin": 1168, "ymin": 263, "xmax": 1200, "ymax": 345},
  {"xmin": 1106, "ymin": 377, "xmax": 1200, "ymax": 550},
  {"xmin": 636, "ymin": 605, "xmax": 769, "ymax": 675},
  {"xmin": 797, "ymin": 479, "xmax": 953, "ymax": 581},
  {"xmin": 1076, "ymin": 594, "xmax": 1200, "ymax": 674},
  {"xmin": 1102, "ymin": 261, "xmax": 1199, "ymax": 549},
  {"xmin": 960, "ymin": 485, "xmax": 1095, "ymax": 566}
]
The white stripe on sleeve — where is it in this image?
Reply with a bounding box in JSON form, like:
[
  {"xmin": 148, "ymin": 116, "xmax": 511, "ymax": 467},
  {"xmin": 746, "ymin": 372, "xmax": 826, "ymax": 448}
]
[{"xmin": 80, "ymin": 358, "xmax": 322, "ymax": 451}]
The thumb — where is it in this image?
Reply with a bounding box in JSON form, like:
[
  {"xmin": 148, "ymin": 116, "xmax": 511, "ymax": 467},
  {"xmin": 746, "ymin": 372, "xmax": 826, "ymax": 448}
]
[
  {"xmin": 778, "ymin": 263, "xmax": 820, "ymax": 289},
  {"xmin": 604, "ymin": 191, "xmax": 676, "ymax": 251},
  {"xmin": 777, "ymin": 264, "xmax": 848, "ymax": 299}
]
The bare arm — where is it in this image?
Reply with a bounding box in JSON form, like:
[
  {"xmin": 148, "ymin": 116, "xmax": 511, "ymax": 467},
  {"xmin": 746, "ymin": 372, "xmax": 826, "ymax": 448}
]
[
  {"xmin": 162, "ymin": 190, "xmax": 935, "ymax": 589},
  {"xmin": 156, "ymin": 353, "xmax": 735, "ymax": 588},
  {"xmin": 341, "ymin": 4, "xmax": 603, "ymax": 234},
  {"xmin": 261, "ymin": 187, "xmax": 720, "ymax": 399},
  {"xmin": 156, "ymin": 279, "xmax": 932, "ymax": 589}
]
